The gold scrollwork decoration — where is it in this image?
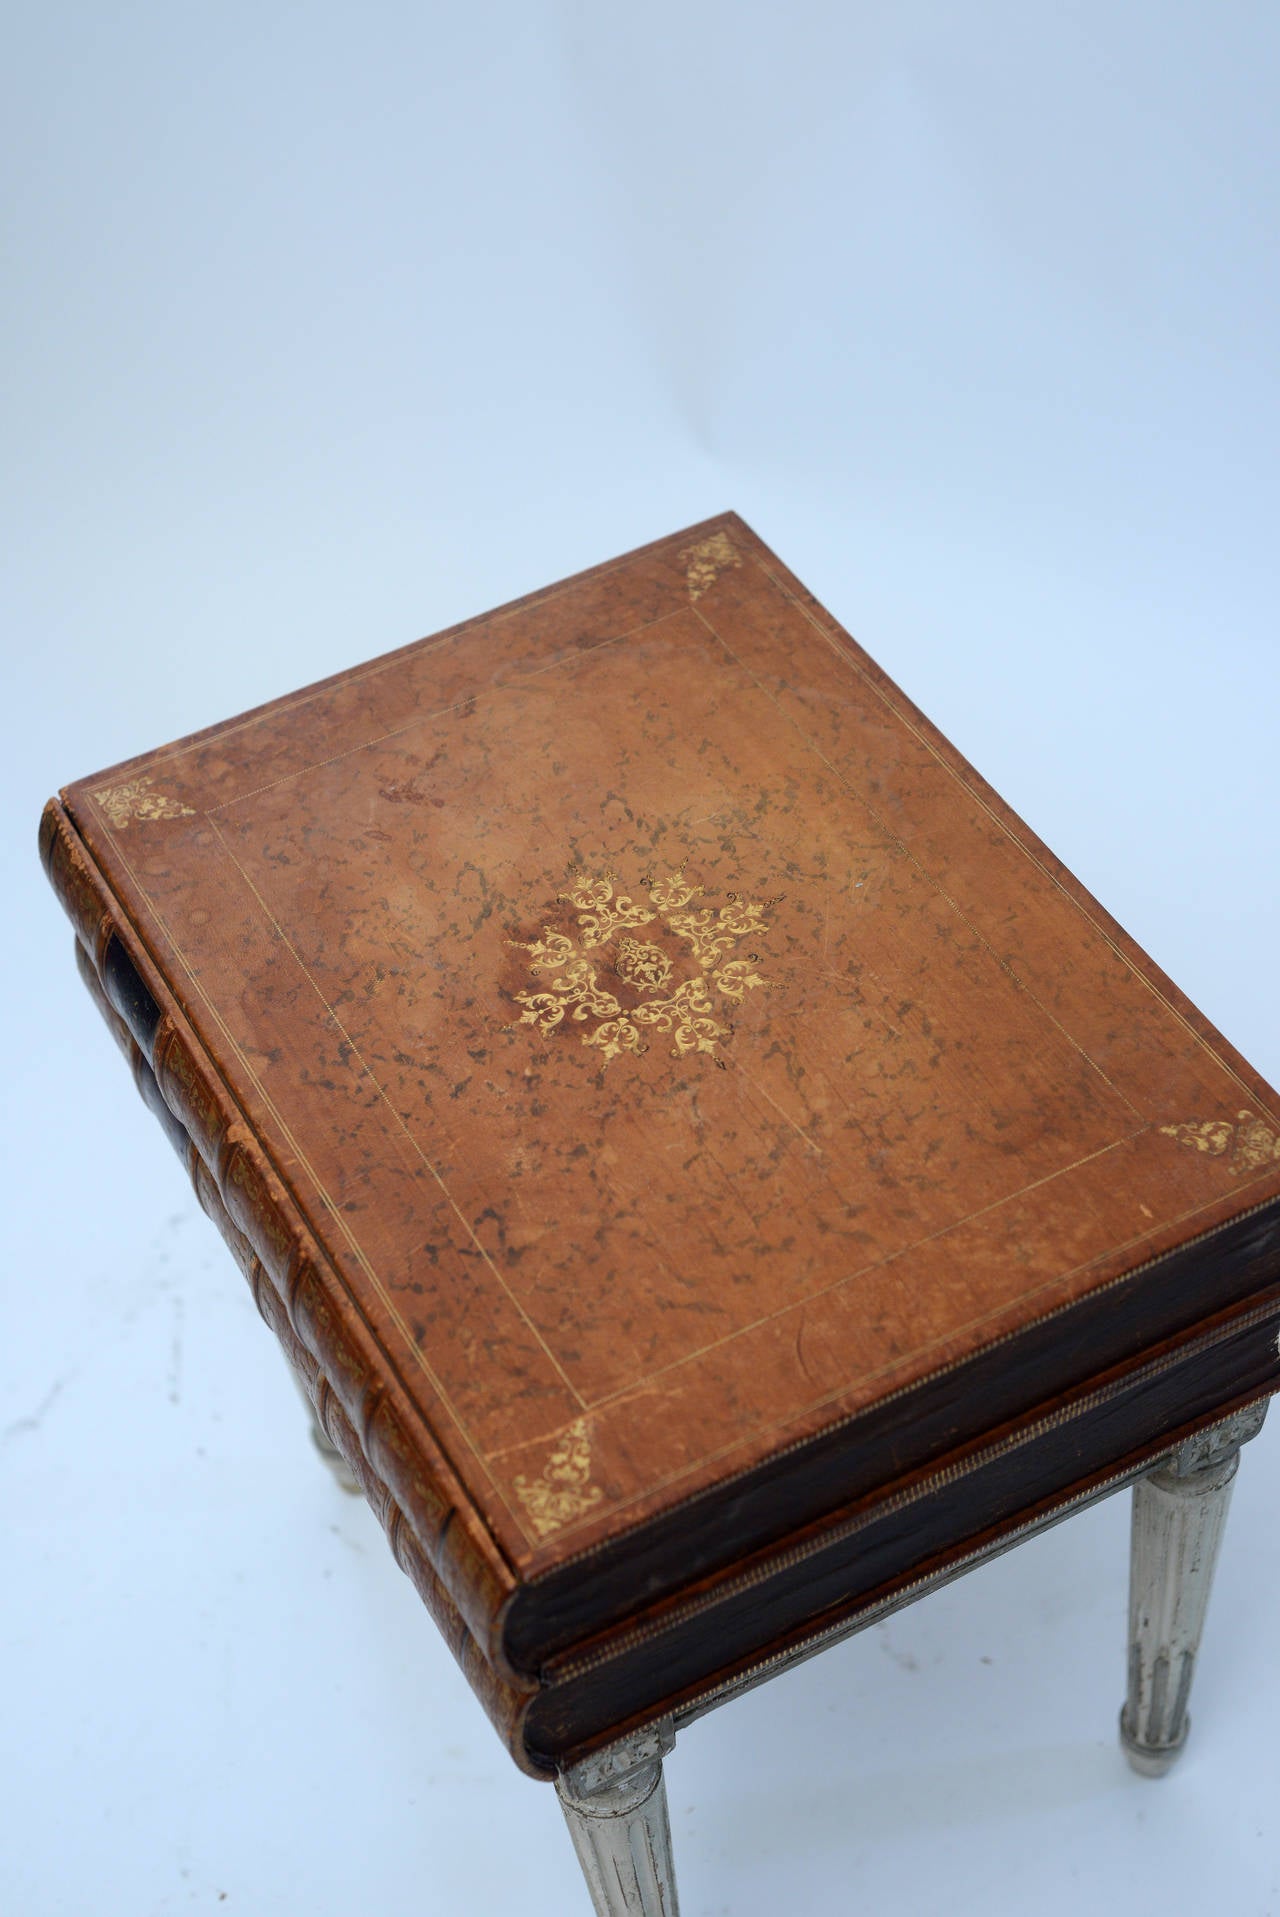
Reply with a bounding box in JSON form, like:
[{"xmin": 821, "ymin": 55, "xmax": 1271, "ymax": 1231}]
[
  {"xmin": 511, "ymin": 956, "xmax": 625, "ymax": 1032},
  {"xmin": 666, "ymin": 896, "xmax": 770, "ymax": 969},
  {"xmin": 558, "ymin": 872, "xmax": 655, "ymax": 949},
  {"xmin": 613, "ymin": 974, "xmax": 723, "ymax": 1060},
  {"xmin": 509, "ymin": 862, "xmax": 777, "ymax": 1071},
  {"xmin": 507, "ymin": 927, "xmax": 577, "ymax": 974},
  {"xmin": 1159, "ymin": 1109, "xmax": 1280, "ymax": 1175},
  {"xmin": 94, "ymin": 777, "xmax": 195, "ymax": 829},
  {"xmin": 613, "ymin": 936, "xmax": 673, "ymax": 992},
  {"xmin": 680, "ymin": 529, "xmax": 742, "ymax": 601},
  {"xmin": 513, "ymin": 1417, "xmax": 605, "ymax": 1539}
]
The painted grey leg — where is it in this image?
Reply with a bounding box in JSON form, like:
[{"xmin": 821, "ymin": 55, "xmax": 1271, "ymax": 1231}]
[
  {"xmin": 556, "ymin": 1720, "xmax": 679, "ymax": 1916},
  {"xmin": 308, "ymin": 1410, "xmax": 361, "ymax": 1494},
  {"xmin": 288, "ymin": 1369, "xmax": 360, "ymax": 1494},
  {"xmin": 1121, "ymin": 1400, "xmax": 1269, "ymax": 1776}
]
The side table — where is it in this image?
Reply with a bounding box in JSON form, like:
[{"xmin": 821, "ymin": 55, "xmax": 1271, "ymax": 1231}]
[{"xmin": 43, "ymin": 514, "xmax": 1280, "ymax": 1914}]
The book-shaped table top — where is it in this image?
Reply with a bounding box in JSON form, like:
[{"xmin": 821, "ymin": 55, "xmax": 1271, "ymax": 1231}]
[{"xmin": 49, "ymin": 513, "xmax": 1280, "ymax": 1598}]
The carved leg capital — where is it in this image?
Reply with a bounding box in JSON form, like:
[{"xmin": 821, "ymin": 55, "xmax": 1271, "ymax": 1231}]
[
  {"xmin": 556, "ymin": 1721, "xmax": 680, "ymax": 1916},
  {"xmin": 1121, "ymin": 1400, "xmax": 1269, "ymax": 1777}
]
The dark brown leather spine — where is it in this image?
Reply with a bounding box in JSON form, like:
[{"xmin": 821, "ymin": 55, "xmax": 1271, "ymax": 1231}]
[
  {"xmin": 523, "ymin": 1304, "xmax": 1280, "ymax": 1764},
  {"xmin": 41, "ymin": 797, "xmax": 522, "ymax": 1683}
]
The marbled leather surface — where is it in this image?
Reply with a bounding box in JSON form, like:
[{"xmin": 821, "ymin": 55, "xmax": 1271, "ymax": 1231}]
[{"xmin": 57, "ymin": 513, "xmax": 1280, "ymax": 1578}]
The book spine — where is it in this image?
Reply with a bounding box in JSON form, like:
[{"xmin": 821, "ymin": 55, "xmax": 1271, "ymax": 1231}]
[
  {"xmin": 41, "ymin": 798, "xmax": 529, "ymax": 1706},
  {"xmin": 75, "ymin": 941, "xmax": 545, "ymax": 1765},
  {"xmin": 75, "ymin": 945, "xmax": 544, "ymax": 1768}
]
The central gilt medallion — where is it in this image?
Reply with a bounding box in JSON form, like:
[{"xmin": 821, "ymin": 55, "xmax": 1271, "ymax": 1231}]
[
  {"xmin": 508, "ymin": 863, "xmax": 779, "ymax": 1069},
  {"xmin": 613, "ymin": 936, "xmax": 673, "ymax": 993}
]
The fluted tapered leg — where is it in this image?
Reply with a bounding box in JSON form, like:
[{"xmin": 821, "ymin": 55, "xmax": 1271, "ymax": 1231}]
[
  {"xmin": 288, "ymin": 1369, "xmax": 360, "ymax": 1494},
  {"xmin": 556, "ymin": 1721, "xmax": 679, "ymax": 1916},
  {"xmin": 1121, "ymin": 1401, "xmax": 1268, "ymax": 1777},
  {"xmin": 307, "ymin": 1410, "xmax": 360, "ymax": 1494}
]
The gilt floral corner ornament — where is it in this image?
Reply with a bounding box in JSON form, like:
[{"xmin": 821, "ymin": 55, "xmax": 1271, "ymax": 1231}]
[
  {"xmin": 1159, "ymin": 1109, "xmax": 1280, "ymax": 1175},
  {"xmin": 94, "ymin": 776, "xmax": 195, "ymax": 829},
  {"xmin": 681, "ymin": 529, "xmax": 742, "ymax": 601},
  {"xmin": 513, "ymin": 1417, "xmax": 605, "ymax": 1539},
  {"xmin": 509, "ymin": 863, "xmax": 777, "ymax": 1069}
]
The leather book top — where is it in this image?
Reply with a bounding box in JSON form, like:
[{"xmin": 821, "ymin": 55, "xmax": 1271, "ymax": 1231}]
[{"xmin": 57, "ymin": 513, "xmax": 1280, "ymax": 1579}]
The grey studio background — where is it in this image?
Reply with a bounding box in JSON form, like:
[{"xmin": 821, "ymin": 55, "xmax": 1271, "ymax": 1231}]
[{"xmin": 4, "ymin": 5, "xmax": 1279, "ymax": 1914}]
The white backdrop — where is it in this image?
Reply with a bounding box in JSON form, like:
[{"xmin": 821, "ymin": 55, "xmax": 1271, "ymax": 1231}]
[{"xmin": 4, "ymin": 5, "xmax": 1279, "ymax": 1913}]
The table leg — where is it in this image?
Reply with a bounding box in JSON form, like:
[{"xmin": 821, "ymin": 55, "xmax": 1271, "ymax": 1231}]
[
  {"xmin": 1121, "ymin": 1400, "xmax": 1269, "ymax": 1776},
  {"xmin": 555, "ymin": 1720, "xmax": 680, "ymax": 1916},
  {"xmin": 286, "ymin": 1367, "xmax": 360, "ymax": 1494},
  {"xmin": 307, "ymin": 1409, "xmax": 361, "ymax": 1495}
]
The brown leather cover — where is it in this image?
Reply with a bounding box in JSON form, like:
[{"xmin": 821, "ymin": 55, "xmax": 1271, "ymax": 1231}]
[{"xmin": 43, "ymin": 512, "xmax": 1280, "ymax": 1767}]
